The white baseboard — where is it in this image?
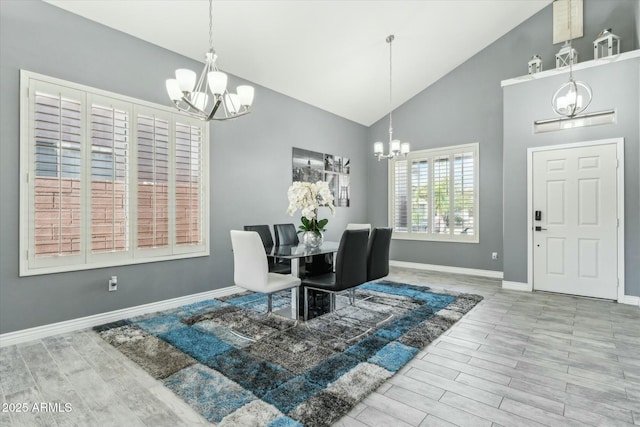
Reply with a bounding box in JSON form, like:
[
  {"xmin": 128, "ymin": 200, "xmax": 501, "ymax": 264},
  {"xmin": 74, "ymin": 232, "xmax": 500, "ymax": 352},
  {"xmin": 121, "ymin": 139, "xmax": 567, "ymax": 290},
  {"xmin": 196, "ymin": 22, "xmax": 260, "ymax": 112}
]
[
  {"xmin": 502, "ymin": 280, "xmax": 532, "ymax": 292},
  {"xmin": 390, "ymin": 260, "xmax": 503, "ymax": 279},
  {"xmin": 620, "ymin": 295, "xmax": 640, "ymax": 306},
  {"xmin": 0, "ymin": 286, "xmax": 242, "ymax": 348},
  {"xmin": 501, "ymin": 281, "xmax": 639, "ymax": 306}
]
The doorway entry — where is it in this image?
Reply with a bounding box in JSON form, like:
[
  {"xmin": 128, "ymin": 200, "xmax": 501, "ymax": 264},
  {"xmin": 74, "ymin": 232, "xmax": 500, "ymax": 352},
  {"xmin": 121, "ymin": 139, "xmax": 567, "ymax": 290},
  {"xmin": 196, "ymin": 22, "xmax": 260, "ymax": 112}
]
[{"xmin": 529, "ymin": 139, "xmax": 623, "ymax": 300}]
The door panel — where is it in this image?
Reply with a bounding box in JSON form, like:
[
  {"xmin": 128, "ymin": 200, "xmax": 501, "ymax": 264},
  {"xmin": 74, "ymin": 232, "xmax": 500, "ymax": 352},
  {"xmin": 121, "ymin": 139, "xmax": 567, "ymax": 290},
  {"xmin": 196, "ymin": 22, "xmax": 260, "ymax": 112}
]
[
  {"xmin": 546, "ymin": 181, "xmax": 565, "ymax": 224},
  {"xmin": 533, "ymin": 143, "xmax": 617, "ymax": 300},
  {"xmin": 578, "ymin": 178, "xmax": 598, "ymax": 225},
  {"xmin": 546, "ymin": 238, "xmax": 565, "ymax": 275},
  {"xmin": 577, "ymin": 238, "xmax": 598, "ymax": 278}
]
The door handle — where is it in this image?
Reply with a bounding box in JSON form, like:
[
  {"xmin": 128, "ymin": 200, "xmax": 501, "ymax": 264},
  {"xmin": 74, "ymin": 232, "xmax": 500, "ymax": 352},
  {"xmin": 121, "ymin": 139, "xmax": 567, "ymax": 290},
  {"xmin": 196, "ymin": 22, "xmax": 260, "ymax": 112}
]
[{"xmin": 535, "ymin": 226, "xmax": 547, "ymax": 231}]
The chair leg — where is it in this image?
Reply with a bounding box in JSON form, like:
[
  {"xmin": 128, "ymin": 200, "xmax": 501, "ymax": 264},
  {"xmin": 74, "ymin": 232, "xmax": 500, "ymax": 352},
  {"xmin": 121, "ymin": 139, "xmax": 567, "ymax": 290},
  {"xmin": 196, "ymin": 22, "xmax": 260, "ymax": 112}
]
[
  {"xmin": 228, "ymin": 329, "xmax": 256, "ymax": 342},
  {"xmin": 329, "ymin": 293, "xmax": 336, "ymax": 312},
  {"xmin": 349, "ymin": 288, "xmax": 356, "ymax": 305},
  {"xmin": 267, "ymin": 294, "xmax": 273, "ymax": 313},
  {"xmin": 304, "ymin": 287, "xmax": 309, "ymax": 321}
]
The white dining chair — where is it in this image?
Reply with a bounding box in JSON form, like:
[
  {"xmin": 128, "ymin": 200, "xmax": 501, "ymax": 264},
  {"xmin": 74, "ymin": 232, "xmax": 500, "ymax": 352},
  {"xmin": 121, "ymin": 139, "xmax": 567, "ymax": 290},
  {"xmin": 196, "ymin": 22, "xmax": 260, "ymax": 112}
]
[{"xmin": 230, "ymin": 230, "xmax": 301, "ymax": 313}]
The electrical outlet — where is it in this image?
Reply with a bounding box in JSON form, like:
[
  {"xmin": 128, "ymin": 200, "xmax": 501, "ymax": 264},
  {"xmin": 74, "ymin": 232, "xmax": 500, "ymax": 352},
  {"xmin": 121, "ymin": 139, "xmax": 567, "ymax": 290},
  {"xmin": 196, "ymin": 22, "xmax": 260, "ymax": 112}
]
[
  {"xmin": 108, "ymin": 276, "xmax": 118, "ymax": 292},
  {"xmin": 492, "ymin": 252, "xmax": 498, "ymax": 260}
]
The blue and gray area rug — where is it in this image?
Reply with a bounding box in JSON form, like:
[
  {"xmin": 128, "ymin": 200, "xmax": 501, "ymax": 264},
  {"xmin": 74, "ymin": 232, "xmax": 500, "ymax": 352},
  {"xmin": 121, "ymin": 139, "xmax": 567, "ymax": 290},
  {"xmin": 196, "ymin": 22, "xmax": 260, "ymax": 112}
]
[{"xmin": 95, "ymin": 280, "xmax": 482, "ymax": 426}]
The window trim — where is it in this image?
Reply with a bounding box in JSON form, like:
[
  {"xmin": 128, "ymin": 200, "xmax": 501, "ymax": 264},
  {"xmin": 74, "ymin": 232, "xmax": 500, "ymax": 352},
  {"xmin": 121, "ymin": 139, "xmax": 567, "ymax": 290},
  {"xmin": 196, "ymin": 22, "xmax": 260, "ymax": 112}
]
[
  {"xmin": 20, "ymin": 70, "xmax": 209, "ymax": 276},
  {"xmin": 388, "ymin": 142, "xmax": 479, "ymax": 243}
]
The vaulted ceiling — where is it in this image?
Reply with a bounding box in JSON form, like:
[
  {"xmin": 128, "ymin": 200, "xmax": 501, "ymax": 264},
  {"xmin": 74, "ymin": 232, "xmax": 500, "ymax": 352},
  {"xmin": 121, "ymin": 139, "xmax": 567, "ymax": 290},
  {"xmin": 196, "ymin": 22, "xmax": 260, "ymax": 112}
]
[{"xmin": 45, "ymin": 0, "xmax": 552, "ymax": 126}]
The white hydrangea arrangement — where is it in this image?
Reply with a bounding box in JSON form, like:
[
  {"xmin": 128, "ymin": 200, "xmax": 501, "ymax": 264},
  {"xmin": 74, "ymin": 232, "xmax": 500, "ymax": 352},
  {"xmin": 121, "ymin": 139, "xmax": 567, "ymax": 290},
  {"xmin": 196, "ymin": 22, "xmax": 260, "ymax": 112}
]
[{"xmin": 287, "ymin": 181, "xmax": 336, "ymax": 235}]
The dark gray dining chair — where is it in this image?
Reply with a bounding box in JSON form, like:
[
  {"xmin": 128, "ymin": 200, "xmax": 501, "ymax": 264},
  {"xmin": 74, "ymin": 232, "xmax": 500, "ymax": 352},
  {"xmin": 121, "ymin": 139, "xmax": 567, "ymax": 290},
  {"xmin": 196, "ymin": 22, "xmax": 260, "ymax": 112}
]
[
  {"xmin": 244, "ymin": 225, "xmax": 291, "ymax": 274},
  {"xmin": 301, "ymin": 229, "xmax": 369, "ymax": 320},
  {"xmin": 273, "ymin": 223, "xmax": 299, "ymax": 246},
  {"xmin": 243, "ymin": 225, "xmax": 274, "ymax": 248},
  {"xmin": 366, "ymin": 227, "xmax": 393, "ymax": 281},
  {"xmin": 275, "ymin": 223, "xmax": 333, "ymax": 277},
  {"xmin": 346, "ymin": 223, "xmax": 371, "ymax": 233}
]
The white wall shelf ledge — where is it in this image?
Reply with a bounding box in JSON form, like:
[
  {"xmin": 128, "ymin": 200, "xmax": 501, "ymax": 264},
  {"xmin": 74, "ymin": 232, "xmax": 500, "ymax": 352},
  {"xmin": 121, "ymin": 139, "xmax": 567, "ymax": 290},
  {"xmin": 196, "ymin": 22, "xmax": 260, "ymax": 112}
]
[{"xmin": 501, "ymin": 49, "xmax": 640, "ymax": 87}]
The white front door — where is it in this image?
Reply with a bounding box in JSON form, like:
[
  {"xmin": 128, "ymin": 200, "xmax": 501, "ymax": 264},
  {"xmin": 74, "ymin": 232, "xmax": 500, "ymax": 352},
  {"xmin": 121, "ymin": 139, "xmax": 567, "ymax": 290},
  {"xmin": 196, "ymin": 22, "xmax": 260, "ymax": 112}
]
[{"xmin": 532, "ymin": 143, "xmax": 618, "ymax": 299}]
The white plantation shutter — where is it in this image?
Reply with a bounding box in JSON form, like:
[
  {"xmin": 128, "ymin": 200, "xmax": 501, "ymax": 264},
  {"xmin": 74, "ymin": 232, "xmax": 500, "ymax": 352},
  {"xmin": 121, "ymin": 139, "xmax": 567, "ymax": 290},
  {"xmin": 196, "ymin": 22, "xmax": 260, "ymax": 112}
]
[
  {"xmin": 32, "ymin": 89, "xmax": 84, "ymax": 265},
  {"xmin": 175, "ymin": 121, "xmax": 203, "ymax": 247},
  {"xmin": 432, "ymin": 155, "xmax": 450, "ymax": 236},
  {"xmin": 392, "ymin": 159, "xmax": 408, "ymax": 232},
  {"xmin": 411, "ymin": 160, "xmax": 429, "ymax": 233},
  {"xmin": 453, "ymin": 151, "xmax": 475, "ymax": 236},
  {"xmin": 136, "ymin": 112, "xmax": 170, "ymax": 251},
  {"xmin": 21, "ymin": 71, "xmax": 210, "ymax": 276},
  {"xmin": 90, "ymin": 100, "xmax": 130, "ymax": 254},
  {"xmin": 389, "ymin": 143, "xmax": 478, "ymax": 242}
]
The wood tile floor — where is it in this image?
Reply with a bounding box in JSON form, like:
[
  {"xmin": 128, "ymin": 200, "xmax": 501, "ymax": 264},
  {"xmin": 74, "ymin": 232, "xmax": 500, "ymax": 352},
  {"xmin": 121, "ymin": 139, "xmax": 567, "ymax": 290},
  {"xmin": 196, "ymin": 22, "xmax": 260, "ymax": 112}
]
[{"xmin": 1, "ymin": 267, "xmax": 639, "ymax": 426}]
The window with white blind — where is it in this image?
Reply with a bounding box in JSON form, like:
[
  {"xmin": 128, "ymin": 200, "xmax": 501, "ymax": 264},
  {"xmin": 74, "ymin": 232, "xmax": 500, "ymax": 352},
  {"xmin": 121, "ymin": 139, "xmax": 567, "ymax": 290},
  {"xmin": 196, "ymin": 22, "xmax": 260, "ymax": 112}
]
[
  {"xmin": 20, "ymin": 71, "xmax": 209, "ymax": 276},
  {"xmin": 389, "ymin": 143, "xmax": 479, "ymax": 242}
]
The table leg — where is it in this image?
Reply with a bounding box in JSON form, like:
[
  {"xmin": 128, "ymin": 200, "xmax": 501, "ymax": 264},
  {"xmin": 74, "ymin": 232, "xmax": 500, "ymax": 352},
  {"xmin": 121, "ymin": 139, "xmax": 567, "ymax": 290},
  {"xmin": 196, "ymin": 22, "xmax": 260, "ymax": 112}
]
[{"xmin": 291, "ymin": 258, "xmax": 300, "ymax": 319}]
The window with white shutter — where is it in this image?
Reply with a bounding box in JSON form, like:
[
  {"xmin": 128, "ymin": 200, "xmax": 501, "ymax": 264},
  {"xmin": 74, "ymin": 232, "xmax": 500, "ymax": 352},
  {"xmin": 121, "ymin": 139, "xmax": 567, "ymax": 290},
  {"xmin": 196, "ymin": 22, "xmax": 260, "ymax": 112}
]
[
  {"xmin": 136, "ymin": 112, "xmax": 170, "ymax": 251},
  {"xmin": 453, "ymin": 152, "xmax": 475, "ymax": 236},
  {"xmin": 28, "ymin": 85, "xmax": 85, "ymax": 271},
  {"xmin": 432, "ymin": 155, "xmax": 450, "ymax": 236},
  {"xmin": 175, "ymin": 120, "xmax": 203, "ymax": 247},
  {"xmin": 392, "ymin": 159, "xmax": 408, "ymax": 232},
  {"xmin": 90, "ymin": 99, "xmax": 130, "ymax": 255},
  {"xmin": 389, "ymin": 143, "xmax": 478, "ymax": 243},
  {"xmin": 411, "ymin": 160, "xmax": 429, "ymax": 233},
  {"xmin": 20, "ymin": 71, "xmax": 209, "ymax": 276}
]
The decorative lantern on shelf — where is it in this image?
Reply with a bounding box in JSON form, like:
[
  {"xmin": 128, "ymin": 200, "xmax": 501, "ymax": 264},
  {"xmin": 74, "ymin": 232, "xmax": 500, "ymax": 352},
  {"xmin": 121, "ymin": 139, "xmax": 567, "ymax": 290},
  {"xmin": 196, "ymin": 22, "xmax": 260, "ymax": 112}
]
[
  {"xmin": 555, "ymin": 41, "xmax": 578, "ymax": 68},
  {"xmin": 593, "ymin": 28, "xmax": 620, "ymax": 59},
  {"xmin": 528, "ymin": 55, "xmax": 542, "ymax": 74}
]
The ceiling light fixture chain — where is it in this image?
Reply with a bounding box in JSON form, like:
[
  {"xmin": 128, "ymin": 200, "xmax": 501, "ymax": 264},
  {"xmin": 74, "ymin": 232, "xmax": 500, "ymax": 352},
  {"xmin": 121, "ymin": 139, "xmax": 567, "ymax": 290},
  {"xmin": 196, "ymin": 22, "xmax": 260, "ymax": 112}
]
[
  {"xmin": 568, "ymin": 0, "xmax": 574, "ymax": 80},
  {"xmin": 551, "ymin": 0, "xmax": 592, "ymax": 118},
  {"xmin": 374, "ymin": 34, "xmax": 410, "ymax": 161},
  {"xmin": 165, "ymin": 0, "xmax": 254, "ymax": 121},
  {"xmin": 387, "ymin": 34, "xmax": 394, "ymax": 145},
  {"xmin": 209, "ymin": 0, "xmax": 213, "ymax": 52}
]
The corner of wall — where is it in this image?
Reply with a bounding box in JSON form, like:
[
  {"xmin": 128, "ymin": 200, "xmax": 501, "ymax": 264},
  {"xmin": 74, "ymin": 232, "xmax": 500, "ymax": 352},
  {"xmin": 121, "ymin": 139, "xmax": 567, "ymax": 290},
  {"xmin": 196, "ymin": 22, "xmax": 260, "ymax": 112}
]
[{"xmin": 636, "ymin": 0, "xmax": 640, "ymax": 49}]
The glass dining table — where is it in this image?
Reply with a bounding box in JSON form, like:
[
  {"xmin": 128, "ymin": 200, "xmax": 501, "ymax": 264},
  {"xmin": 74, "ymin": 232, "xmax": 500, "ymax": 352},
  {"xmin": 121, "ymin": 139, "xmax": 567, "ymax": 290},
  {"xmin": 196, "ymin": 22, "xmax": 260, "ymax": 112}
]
[{"xmin": 267, "ymin": 241, "xmax": 340, "ymax": 319}]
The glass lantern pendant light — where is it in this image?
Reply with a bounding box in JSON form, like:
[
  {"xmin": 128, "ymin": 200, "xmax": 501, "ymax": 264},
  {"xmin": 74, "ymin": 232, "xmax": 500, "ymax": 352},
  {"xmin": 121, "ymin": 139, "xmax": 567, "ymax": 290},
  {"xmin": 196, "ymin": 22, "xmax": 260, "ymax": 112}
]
[
  {"xmin": 551, "ymin": 0, "xmax": 592, "ymax": 118},
  {"xmin": 165, "ymin": 0, "xmax": 254, "ymax": 121},
  {"xmin": 374, "ymin": 35, "xmax": 410, "ymax": 161}
]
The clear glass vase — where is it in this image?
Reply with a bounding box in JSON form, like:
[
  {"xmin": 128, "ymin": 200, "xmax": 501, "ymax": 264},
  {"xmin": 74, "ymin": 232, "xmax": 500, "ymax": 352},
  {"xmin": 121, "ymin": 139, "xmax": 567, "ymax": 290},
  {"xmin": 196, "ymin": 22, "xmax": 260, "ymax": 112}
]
[{"xmin": 301, "ymin": 230, "xmax": 324, "ymax": 248}]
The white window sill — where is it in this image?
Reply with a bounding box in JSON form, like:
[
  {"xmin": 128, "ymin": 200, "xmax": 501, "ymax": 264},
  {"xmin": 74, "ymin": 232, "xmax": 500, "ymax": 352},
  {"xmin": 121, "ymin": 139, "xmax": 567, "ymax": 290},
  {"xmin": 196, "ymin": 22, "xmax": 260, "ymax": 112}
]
[{"xmin": 391, "ymin": 232, "xmax": 479, "ymax": 244}]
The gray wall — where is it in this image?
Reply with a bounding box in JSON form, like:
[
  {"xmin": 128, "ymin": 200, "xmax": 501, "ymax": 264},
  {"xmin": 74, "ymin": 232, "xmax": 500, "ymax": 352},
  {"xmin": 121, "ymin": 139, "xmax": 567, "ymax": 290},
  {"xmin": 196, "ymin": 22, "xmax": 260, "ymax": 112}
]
[
  {"xmin": 366, "ymin": 0, "xmax": 638, "ymax": 274},
  {"xmin": 1, "ymin": 0, "xmax": 638, "ymax": 334},
  {"xmin": 503, "ymin": 58, "xmax": 640, "ymax": 296},
  {"xmin": 0, "ymin": 1, "xmax": 368, "ymax": 334}
]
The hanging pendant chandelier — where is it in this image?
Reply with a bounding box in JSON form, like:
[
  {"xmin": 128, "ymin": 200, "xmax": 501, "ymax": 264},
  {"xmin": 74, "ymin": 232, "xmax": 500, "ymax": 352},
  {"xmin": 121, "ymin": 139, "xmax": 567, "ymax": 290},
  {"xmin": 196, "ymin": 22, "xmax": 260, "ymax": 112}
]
[
  {"xmin": 551, "ymin": 0, "xmax": 592, "ymax": 118},
  {"xmin": 165, "ymin": 0, "xmax": 254, "ymax": 121},
  {"xmin": 552, "ymin": 79, "xmax": 592, "ymax": 117},
  {"xmin": 374, "ymin": 35, "xmax": 410, "ymax": 161}
]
